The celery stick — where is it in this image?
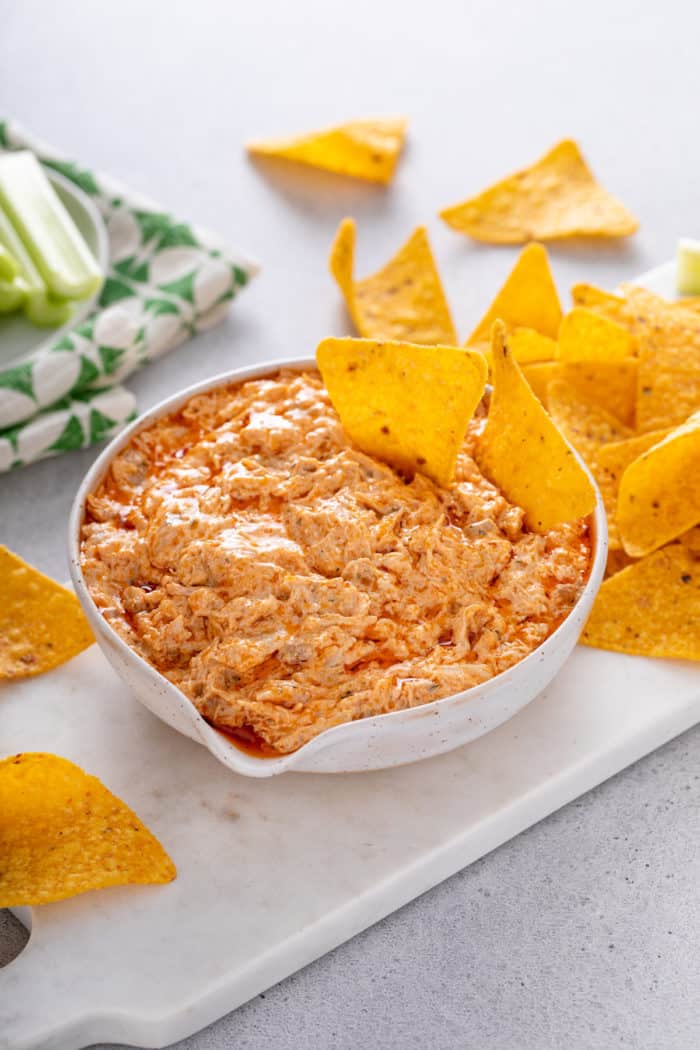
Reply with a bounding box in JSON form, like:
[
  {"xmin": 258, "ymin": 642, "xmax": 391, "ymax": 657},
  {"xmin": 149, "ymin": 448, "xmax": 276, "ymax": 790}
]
[
  {"xmin": 0, "ymin": 151, "xmax": 102, "ymax": 301},
  {"xmin": 0, "ymin": 205, "xmax": 72, "ymax": 327},
  {"xmin": 0, "ymin": 276, "xmax": 27, "ymax": 313},
  {"xmin": 677, "ymin": 238, "xmax": 700, "ymax": 296},
  {"xmin": 24, "ymin": 291, "xmax": 73, "ymax": 327},
  {"xmin": 0, "ymin": 243, "xmax": 19, "ymax": 281}
]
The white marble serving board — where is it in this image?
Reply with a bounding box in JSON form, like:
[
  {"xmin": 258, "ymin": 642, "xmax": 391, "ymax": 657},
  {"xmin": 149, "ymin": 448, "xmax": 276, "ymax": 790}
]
[
  {"xmin": 2, "ymin": 642, "xmax": 699, "ymax": 1050},
  {"xmin": 2, "ymin": 261, "xmax": 699, "ymax": 1050}
]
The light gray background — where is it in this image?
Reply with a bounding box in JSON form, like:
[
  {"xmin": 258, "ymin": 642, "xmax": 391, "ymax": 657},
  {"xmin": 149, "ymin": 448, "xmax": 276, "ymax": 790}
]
[{"xmin": 1, "ymin": 1, "xmax": 699, "ymax": 1047}]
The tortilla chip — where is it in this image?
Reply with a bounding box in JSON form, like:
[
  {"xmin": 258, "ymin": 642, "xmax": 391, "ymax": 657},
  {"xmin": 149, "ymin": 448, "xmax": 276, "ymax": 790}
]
[
  {"xmin": 605, "ymin": 548, "xmax": 637, "ymax": 578},
  {"xmin": 522, "ymin": 362, "xmax": 560, "ymax": 408},
  {"xmin": 581, "ymin": 545, "xmax": 700, "ymax": 660},
  {"xmin": 620, "ymin": 286, "xmax": 700, "ymax": 431},
  {"xmin": 594, "ymin": 428, "xmax": 673, "ymax": 550},
  {"xmin": 440, "ymin": 140, "xmax": 638, "ymax": 243},
  {"xmin": 560, "ymin": 360, "xmax": 638, "ymax": 427},
  {"xmin": 0, "ymin": 546, "xmax": 93, "ymax": 679},
  {"xmin": 482, "ymin": 328, "xmax": 557, "ymax": 376},
  {"xmin": 466, "ymin": 243, "xmax": 562, "ymax": 349},
  {"xmin": 522, "ymin": 360, "xmax": 638, "ymax": 426},
  {"xmin": 329, "ymin": 219, "xmax": 457, "ymax": 344},
  {"xmin": 547, "ymin": 379, "xmax": 632, "ymax": 469},
  {"xmin": 617, "ymin": 411, "xmax": 700, "ymax": 557},
  {"xmin": 571, "ymin": 283, "xmax": 630, "ymax": 326},
  {"xmin": 558, "ymin": 307, "xmax": 635, "ymax": 363},
  {"xmin": 673, "ymin": 296, "xmax": 700, "ymax": 313},
  {"xmin": 680, "ymin": 525, "xmax": 700, "ymax": 553},
  {"xmin": 0, "ymin": 753, "xmax": 176, "ymax": 906},
  {"xmin": 508, "ymin": 327, "xmax": 558, "ymax": 364},
  {"xmin": 316, "ymin": 337, "xmax": 487, "ymax": 486},
  {"xmin": 247, "ymin": 117, "xmax": 407, "ymax": 185},
  {"xmin": 476, "ymin": 323, "xmax": 596, "ymax": 531}
]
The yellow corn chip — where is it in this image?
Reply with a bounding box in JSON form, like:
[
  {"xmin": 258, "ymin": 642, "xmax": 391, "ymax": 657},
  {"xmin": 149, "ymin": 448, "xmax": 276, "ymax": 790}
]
[
  {"xmin": 594, "ymin": 428, "xmax": 673, "ymax": 550},
  {"xmin": 617, "ymin": 411, "xmax": 700, "ymax": 557},
  {"xmin": 467, "ymin": 243, "xmax": 562, "ymax": 349},
  {"xmin": 508, "ymin": 327, "xmax": 558, "ymax": 364},
  {"xmin": 547, "ymin": 379, "xmax": 632, "ymax": 469},
  {"xmin": 673, "ymin": 296, "xmax": 700, "ymax": 313},
  {"xmin": 523, "ymin": 361, "xmax": 637, "ymax": 425},
  {"xmin": 581, "ymin": 545, "xmax": 700, "ymax": 660},
  {"xmin": 620, "ymin": 286, "xmax": 700, "ymax": 431},
  {"xmin": 329, "ymin": 219, "xmax": 457, "ymax": 344},
  {"xmin": 528, "ymin": 359, "xmax": 638, "ymax": 424},
  {"xmin": 316, "ymin": 338, "xmax": 486, "ymax": 486},
  {"xmin": 571, "ymin": 283, "xmax": 630, "ymax": 326},
  {"xmin": 561, "ymin": 360, "xmax": 638, "ymax": 427},
  {"xmin": 605, "ymin": 548, "xmax": 637, "ymax": 578},
  {"xmin": 247, "ymin": 117, "xmax": 407, "ymax": 185},
  {"xmin": 0, "ymin": 753, "xmax": 176, "ymax": 906},
  {"xmin": 481, "ymin": 328, "xmax": 557, "ymax": 376},
  {"xmin": 680, "ymin": 525, "xmax": 700, "ymax": 552},
  {"xmin": 476, "ymin": 323, "xmax": 596, "ymax": 531},
  {"xmin": 0, "ymin": 546, "xmax": 93, "ymax": 679},
  {"xmin": 522, "ymin": 362, "xmax": 560, "ymax": 408},
  {"xmin": 558, "ymin": 307, "xmax": 635, "ymax": 363},
  {"xmin": 440, "ymin": 140, "xmax": 638, "ymax": 243}
]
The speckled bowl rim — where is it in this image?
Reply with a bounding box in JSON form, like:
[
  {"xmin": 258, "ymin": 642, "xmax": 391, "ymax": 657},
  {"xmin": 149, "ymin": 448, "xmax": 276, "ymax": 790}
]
[{"xmin": 68, "ymin": 356, "xmax": 608, "ymax": 776}]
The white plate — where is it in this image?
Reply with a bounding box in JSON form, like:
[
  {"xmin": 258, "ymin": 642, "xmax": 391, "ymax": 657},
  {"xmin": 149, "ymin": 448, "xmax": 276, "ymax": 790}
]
[{"xmin": 0, "ymin": 168, "xmax": 109, "ymax": 370}]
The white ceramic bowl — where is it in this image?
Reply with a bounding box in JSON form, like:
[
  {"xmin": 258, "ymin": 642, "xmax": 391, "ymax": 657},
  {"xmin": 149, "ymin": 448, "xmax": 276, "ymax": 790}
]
[{"xmin": 69, "ymin": 358, "xmax": 607, "ymax": 778}]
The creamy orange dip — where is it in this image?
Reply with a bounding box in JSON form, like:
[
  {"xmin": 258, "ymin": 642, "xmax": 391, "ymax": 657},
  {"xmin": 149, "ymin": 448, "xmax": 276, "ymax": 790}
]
[{"xmin": 80, "ymin": 369, "xmax": 591, "ymax": 755}]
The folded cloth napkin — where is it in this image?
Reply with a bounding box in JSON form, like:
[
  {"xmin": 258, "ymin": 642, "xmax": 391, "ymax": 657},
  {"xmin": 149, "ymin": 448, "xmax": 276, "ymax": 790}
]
[{"xmin": 0, "ymin": 120, "xmax": 258, "ymax": 471}]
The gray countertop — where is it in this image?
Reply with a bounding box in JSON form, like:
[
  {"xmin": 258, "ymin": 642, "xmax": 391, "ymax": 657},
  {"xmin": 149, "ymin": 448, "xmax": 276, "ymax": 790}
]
[{"xmin": 1, "ymin": 1, "xmax": 699, "ymax": 1046}]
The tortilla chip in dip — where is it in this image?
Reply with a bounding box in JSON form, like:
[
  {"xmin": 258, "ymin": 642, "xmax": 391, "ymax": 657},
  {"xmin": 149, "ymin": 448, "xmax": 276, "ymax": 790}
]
[
  {"xmin": 0, "ymin": 753, "xmax": 176, "ymax": 906},
  {"xmin": 0, "ymin": 546, "xmax": 93, "ymax": 679},
  {"xmin": 581, "ymin": 545, "xmax": 700, "ymax": 660},
  {"xmin": 466, "ymin": 243, "xmax": 562, "ymax": 349},
  {"xmin": 440, "ymin": 140, "xmax": 638, "ymax": 243},
  {"xmin": 329, "ymin": 219, "xmax": 457, "ymax": 344},
  {"xmin": 476, "ymin": 323, "xmax": 596, "ymax": 532},
  {"xmin": 617, "ymin": 411, "xmax": 700, "ymax": 557},
  {"xmin": 316, "ymin": 337, "xmax": 486, "ymax": 486},
  {"xmin": 247, "ymin": 117, "xmax": 407, "ymax": 184}
]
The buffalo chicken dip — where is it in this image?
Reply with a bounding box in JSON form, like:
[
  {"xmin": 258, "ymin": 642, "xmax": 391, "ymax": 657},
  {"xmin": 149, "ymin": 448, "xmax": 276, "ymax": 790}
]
[{"xmin": 80, "ymin": 369, "xmax": 591, "ymax": 754}]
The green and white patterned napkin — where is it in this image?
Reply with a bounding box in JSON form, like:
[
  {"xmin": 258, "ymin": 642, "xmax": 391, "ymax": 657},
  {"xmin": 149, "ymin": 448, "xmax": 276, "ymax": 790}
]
[{"xmin": 0, "ymin": 120, "xmax": 258, "ymax": 472}]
